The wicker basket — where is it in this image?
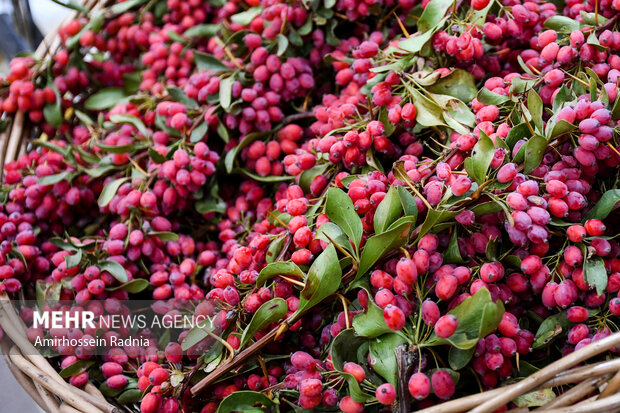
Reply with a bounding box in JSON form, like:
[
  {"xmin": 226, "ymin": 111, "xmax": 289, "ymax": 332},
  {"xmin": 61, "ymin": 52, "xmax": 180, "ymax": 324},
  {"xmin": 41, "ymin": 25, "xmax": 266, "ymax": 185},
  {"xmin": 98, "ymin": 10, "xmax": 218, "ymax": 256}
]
[{"xmin": 0, "ymin": 2, "xmax": 620, "ymax": 412}]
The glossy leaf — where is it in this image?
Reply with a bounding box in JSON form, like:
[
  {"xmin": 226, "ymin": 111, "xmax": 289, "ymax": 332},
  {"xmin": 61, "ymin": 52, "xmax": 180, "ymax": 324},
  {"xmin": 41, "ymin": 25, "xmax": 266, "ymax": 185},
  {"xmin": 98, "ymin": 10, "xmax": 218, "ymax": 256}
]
[
  {"xmin": 59, "ymin": 359, "xmax": 95, "ymax": 378},
  {"xmin": 294, "ymin": 243, "xmax": 342, "ymax": 318},
  {"xmin": 256, "ymin": 261, "xmax": 305, "ymax": 287},
  {"xmin": 464, "ymin": 132, "xmax": 494, "ymax": 184},
  {"xmin": 107, "ymin": 279, "xmax": 150, "ymax": 293},
  {"xmin": 353, "ymin": 292, "xmax": 392, "ymax": 338},
  {"xmin": 240, "ymin": 298, "xmax": 287, "ymax": 347},
  {"xmin": 325, "ymin": 188, "xmax": 363, "ymax": 250},
  {"xmin": 523, "ymin": 135, "xmax": 547, "ymax": 174},
  {"xmin": 584, "ymin": 189, "xmax": 620, "ymax": 221},
  {"xmin": 584, "ymin": 256, "xmax": 608, "ymax": 295},
  {"xmin": 331, "ymin": 329, "xmax": 374, "ymax": 402},
  {"xmin": 374, "ymin": 186, "xmax": 403, "ymax": 233},
  {"xmin": 84, "ymin": 88, "xmax": 127, "ymax": 110},
  {"xmin": 217, "ymin": 391, "xmax": 274, "ymax": 413},
  {"xmin": 427, "ymin": 69, "xmax": 477, "ymax": 103},
  {"xmin": 194, "ymin": 51, "xmax": 232, "ymax": 72},
  {"xmin": 315, "ymin": 222, "xmax": 355, "ymax": 256},
  {"xmin": 183, "ymin": 24, "xmax": 220, "ymax": 38},
  {"xmin": 38, "ymin": 171, "xmax": 73, "ymax": 186},
  {"xmin": 527, "ymin": 89, "xmax": 544, "ymax": 132},
  {"xmin": 148, "ymin": 231, "xmax": 179, "ymax": 242},
  {"xmin": 417, "ymin": 0, "xmax": 452, "ymax": 32},
  {"xmin": 398, "ymin": 185, "xmax": 418, "ymax": 218},
  {"xmin": 425, "ymin": 288, "xmax": 505, "ymax": 349},
  {"xmin": 444, "ymin": 228, "xmax": 464, "ymax": 264},
  {"xmin": 544, "ymin": 15, "xmax": 581, "ymax": 32},
  {"xmin": 369, "ymin": 333, "xmax": 407, "ymax": 386},
  {"xmin": 109, "ymin": 114, "xmax": 149, "ymax": 137},
  {"xmin": 99, "ymin": 260, "xmax": 129, "ymax": 283},
  {"xmin": 167, "ymin": 86, "xmax": 199, "ymax": 109},
  {"xmin": 356, "ymin": 216, "xmax": 415, "ymax": 281},
  {"xmin": 230, "ymin": 7, "xmax": 263, "ymax": 25},
  {"xmin": 98, "ymin": 177, "xmax": 129, "ymax": 207},
  {"xmin": 477, "ymin": 88, "xmax": 510, "ymax": 106},
  {"xmin": 448, "ymin": 346, "xmax": 475, "ymax": 370},
  {"xmin": 219, "ymin": 75, "xmax": 235, "ymax": 111}
]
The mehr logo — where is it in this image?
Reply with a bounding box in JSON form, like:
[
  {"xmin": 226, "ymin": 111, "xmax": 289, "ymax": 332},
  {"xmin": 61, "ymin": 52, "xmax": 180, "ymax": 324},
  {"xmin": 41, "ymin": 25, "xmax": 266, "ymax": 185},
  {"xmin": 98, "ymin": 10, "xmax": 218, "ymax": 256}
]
[{"xmin": 33, "ymin": 310, "xmax": 96, "ymax": 329}]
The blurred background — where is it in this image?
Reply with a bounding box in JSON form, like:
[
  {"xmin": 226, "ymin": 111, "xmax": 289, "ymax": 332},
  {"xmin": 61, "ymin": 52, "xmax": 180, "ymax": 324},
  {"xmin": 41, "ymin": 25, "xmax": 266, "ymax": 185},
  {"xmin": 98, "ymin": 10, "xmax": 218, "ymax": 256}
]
[
  {"xmin": 0, "ymin": 0, "xmax": 69, "ymax": 73},
  {"xmin": 0, "ymin": 1, "xmax": 67, "ymax": 410}
]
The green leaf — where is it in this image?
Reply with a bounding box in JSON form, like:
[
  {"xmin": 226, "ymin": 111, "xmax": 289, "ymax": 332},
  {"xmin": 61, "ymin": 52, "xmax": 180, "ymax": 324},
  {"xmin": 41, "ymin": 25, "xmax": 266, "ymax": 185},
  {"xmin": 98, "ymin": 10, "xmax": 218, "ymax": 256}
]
[
  {"xmin": 38, "ymin": 171, "xmax": 73, "ymax": 186},
  {"xmin": 148, "ymin": 231, "xmax": 179, "ymax": 242},
  {"xmin": 417, "ymin": 0, "xmax": 452, "ymax": 32},
  {"xmin": 109, "ymin": 114, "xmax": 149, "ymax": 137},
  {"xmin": 148, "ymin": 147, "xmax": 167, "ymax": 164},
  {"xmin": 217, "ymin": 391, "xmax": 274, "ymax": 413},
  {"xmin": 276, "ymin": 34, "xmax": 289, "ymax": 56},
  {"xmin": 107, "ymin": 279, "xmax": 150, "ymax": 293},
  {"xmin": 293, "ymin": 243, "xmax": 342, "ymax": 318},
  {"xmin": 299, "ymin": 164, "xmax": 329, "ymax": 194},
  {"xmin": 109, "ymin": 0, "xmax": 147, "ymax": 14},
  {"xmin": 96, "ymin": 142, "xmax": 145, "ymax": 154},
  {"xmin": 407, "ymin": 86, "xmax": 446, "ymax": 126},
  {"xmin": 444, "ymin": 228, "xmax": 464, "ymax": 264},
  {"xmin": 584, "ymin": 256, "xmax": 608, "ymax": 295},
  {"xmin": 449, "ymin": 346, "xmax": 475, "ymax": 370},
  {"xmin": 544, "ymin": 15, "xmax": 581, "ymax": 33},
  {"xmin": 64, "ymin": 249, "xmax": 83, "ymax": 269},
  {"xmin": 190, "ymin": 121, "xmax": 208, "ymax": 143},
  {"xmin": 477, "ymin": 88, "xmax": 510, "ymax": 106},
  {"xmin": 415, "ymin": 209, "xmax": 459, "ymax": 243},
  {"xmin": 97, "ymin": 177, "xmax": 129, "ymax": 207},
  {"xmin": 533, "ymin": 310, "xmax": 572, "ymax": 349},
  {"xmin": 584, "ymin": 189, "xmax": 620, "ymax": 221},
  {"xmin": 513, "ymin": 389, "xmax": 556, "ymax": 408},
  {"xmin": 331, "ymin": 329, "xmax": 374, "ymax": 402},
  {"xmin": 325, "ymin": 188, "xmax": 363, "ymax": 251},
  {"xmin": 117, "ymin": 389, "xmax": 143, "ymax": 405},
  {"xmin": 547, "ymin": 119, "xmax": 576, "ymax": 139},
  {"xmin": 84, "ymin": 88, "xmax": 127, "ymax": 111},
  {"xmin": 369, "ymin": 333, "xmax": 407, "ymax": 386},
  {"xmin": 167, "ymin": 86, "xmax": 199, "ymax": 110},
  {"xmin": 181, "ymin": 317, "xmax": 217, "ymax": 351},
  {"xmin": 397, "ymin": 185, "xmax": 418, "ymax": 218},
  {"xmin": 425, "ymin": 288, "xmax": 505, "ymax": 349},
  {"xmin": 505, "ymin": 122, "xmax": 531, "ymax": 149},
  {"xmin": 398, "ymin": 16, "xmax": 448, "ymax": 53},
  {"xmin": 352, "ymin": 295, "xmax": 392, "ymax": 338},
  {"xmin": 230, "ymin": 7, "xmax": 263, "ymax": 25},
  {"xmin": 48, "ymin": 0, "xmax": 88, "ymax": 12},
  {"xmin": 99, "ymin": 260, "xmax": 129, "ymax": 283},
  {"xmin": 240, "ymin": 298, "xmax": 287, "ymax": 347},
  {"xmin": 315, "ymin": 222, "xmax": 355, "ymax": 256},
  {"xmin": 356, "ymin": 216, "xmax": 415, "ymax": 281},
  {"xmin": 43, "ymin": 100, "xmax": 62, "ymax": 128},
  {"xmin": 183, "ymin": 24, "xmax": 220, "ymax": 38},
  {"xmin": 219, "ymin": 76, "xmax": 235, "ymax": 111},
  {"xmin": 523, "ymin": 135, "xmax": 547, "ymax": 174},
  {"xmin": 194, "ymin": 51, "xmax": 232, "ymax": 72},
  {"xmin": 59, "ymin": 359, "xmax": 95, "ymax": 378},
  {"xmin": 427, "ymin": 69, "xmax": 477, "ymax": 103},
  {"xmin": 580, "ymin": 10, "xmax": 609, "ymax": 26},
  {"xmin": 256, "ymin": 261, "xmax": 305, "ymax": 287},
  {"xmin": 464, "ymin": 132, "xmax": 494, "ymax": 184},
  {"xmin": 374, "ymin": 186, "xmax": 403, "ymax": 233}
]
